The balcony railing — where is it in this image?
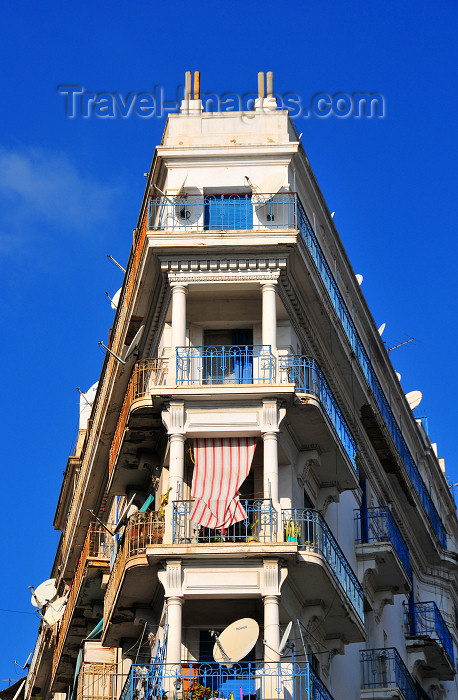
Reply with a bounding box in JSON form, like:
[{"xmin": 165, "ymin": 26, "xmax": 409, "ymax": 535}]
[
  {"xmin": 296, "ymin": 198, "xmax": 447, "ymax": 549},
  {"xmin": 176, "ymin": 345, "xmax": 276, "ymax": 385},
  {"xmin": 122, "ymin": 661, "xmax": 335, "ymax": 700},
  {"xmin": 109, "ymin": 358, "xmax": 168, "ymax": 476},
  {"xmin": 148, "ymin": 192, "xmax": 298, "ymax": 231},
  {"xmin": 404, "ymin": 601, "xmax": 454, "ymax": 665},
  {"xmin": 53, "ymin": 523, "xmax": 111, "ymax": 673},
  {"xmin": 172, "ymin": 500, "xmax": 277, "ymax": 544},
  {"xmin": 360, "ymin": 648, "xmax": 417, "ymax": 700},
  {"xmin": 355, "ymin": 506, "xmax": 411, "ymax": 578},
  {"xmin": 279, "ymin": 355, "xmax": 357, "ymax": 467},
  {"xmin": 282, "ymin": 508, "xmax": 364, "ymax": 622},
  {"xmin": 76, "ymin": 663, "xmax": 116, "ymax": 700}
]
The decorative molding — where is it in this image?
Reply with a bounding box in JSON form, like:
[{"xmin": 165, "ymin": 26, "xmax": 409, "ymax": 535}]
[
  {"xmin": 160, "ymin": 256, "xmax": 287, "ymax": 282},
  {"xmin": 162, "ymin": 401, "xmax": 185, "ymax": 434}
]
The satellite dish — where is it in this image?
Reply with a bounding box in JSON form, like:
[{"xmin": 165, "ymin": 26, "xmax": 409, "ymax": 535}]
[
  {"xmin": 331, "ymin": 212, "xmax": 335, "ymax": 219},
  {"xmin": 378, "ymin": 323, "xmax": 386, "ymax": 336},
  {"xmin": 396, "ymin": 371, "xmax": 402, "ymax": 381},
  {"xmin": 43, "ymin": 593, "xmax": 68, "ymax": 626},
  {"xmin": 279, "ymin": 621, "xmax": 293, "ymax": 654},
  {"xmin": 111, "ymin": 288, "xmax": 122, "ymax": 310},
  {"xmin": 125, "ymin": 325, "xmax": 144, "ymax": 360},
  {"xmin": 355, "ymin": 274, "xmax": 363, "ymax": 285},
  {"xmin": 30, "ymin": 579, "xmax": 57, "ymax": 608},
  {"xmin": 248, "ymin": 171, "xmax": 286, "ymax": 204},
  {"xmin": 405, "ymin": 390, "xmax": 422, "ymax": 411},
  {"xmin": 114, "ymin": 493, "xmax": 137, "ymax": 534},
  {"xmin": 213, "ymin": 618, "xmax": 259, "ymax": 665}
]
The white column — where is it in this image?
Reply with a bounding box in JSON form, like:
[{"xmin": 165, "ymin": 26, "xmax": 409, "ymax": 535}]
[
  {"xmin": 165, "ymin": 595, "xmax": 183, "ymax": 670},
  {"xmin": 170, "ymin": 284, "xmax": 187, "ymax": 384},
  {"xmin": 263, "ymin": 431, "xmax": 279, "ymax": 503},
  {"xmin": 263, "ymin": 595, "xmax": 281, "ymax": 662},
  {"xmin": 169, "ymin": 433, "xmax": 185, "ymax": 503},
  {"xmin": 261, "ymin": 282, "xmax": 277, "ymax": 352}
]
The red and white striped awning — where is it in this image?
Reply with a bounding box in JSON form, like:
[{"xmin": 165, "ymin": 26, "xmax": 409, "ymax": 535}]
[{"xmin": 190, "ymin": 437, "xmax": 256, "ymax": 529}]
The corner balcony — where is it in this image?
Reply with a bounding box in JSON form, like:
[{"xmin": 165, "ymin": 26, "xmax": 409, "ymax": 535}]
[
  {"xmin": 148, "ymin": 192, "xmax": 298, "ymax": 232},
  {"xmin": 355, "ymin": 507, "xmax": 411, "ymax": 596},
  {"xmin": 282, "ymin": 508, "xmax": 365, "ymax": 643},
  {"xmin": 176, "ymin": 345, "xmax": 276, "ymax": 387},
  {"xmin": 360, "ymin": 648, "xmax": 417, "ymax": 700},
  {"xmin": 173, "ymin": 499, "xmax": 277, "ymax": 544},
  {"xmin": 121, "ymin": 661, "xmax": 335, "ymax": 700},
  {"xmin": 52, "ymin": 523, "xmax": 112, "ymax": 691},
  {"xmin": 404, "ymin": 601, "xmax": 455, "ymax": 680}
]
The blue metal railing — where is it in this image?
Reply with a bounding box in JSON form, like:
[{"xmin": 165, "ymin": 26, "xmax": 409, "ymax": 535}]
[
  {"xmin": 355, "ymin": 506, "xmax": 411, "ymax": 578},
  {"xmin": 148, "ymin": 192, "xmax": 297, "ymax": 231},
  {"xmin": 176, "ymin": 345, "xmax": 275, "ymax": 385},
  {"xmin": 279, "ymin": 355, "xmax": 357, "ymax": 467},
  {"xmin": 173, "ymin": 500, "xmax": 277, "ymax": 543},
  {"xmin": 282, "ymin": 508, "xmax": 364, "ymax": 623},
  {"xmin": 296, "ymin": 199, "xmax": 447, "ymax": 549},
  {"xmin": 122, "ymin": 661, "xmax": 334, "ymax": 700},
  {"xmin": 360, "ymin": 648, "xmax": 417, "ymax": 700},
  {"xmin": 404, "ymin": 601, "xmax": 454, "ymax": 665}
]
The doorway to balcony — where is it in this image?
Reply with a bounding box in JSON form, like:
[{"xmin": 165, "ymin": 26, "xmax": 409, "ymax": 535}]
[{"xmin": 203, "ymin": 329, "xmax": 253, "ymax": 384}]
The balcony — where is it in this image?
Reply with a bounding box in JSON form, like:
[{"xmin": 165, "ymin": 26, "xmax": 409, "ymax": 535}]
[
  {"xmin": 121, "ymin": 661, "xmax": 335, "ymax": 700},
  {"xmin": 176, "ymin": 345, "xmax": 276, "ymax": 385},
  {"xmin": 173, "ymin": 499, "xmax": 277, "ymax": 544},
  {"xmin": 404, "ymin": 601, "xmax": 455, "ymax": 680},
  {"xmin": 282, "ymin": 508, "xmax": 365, "ymax": 642},
  {"xmin": 76, "ymin": 662, "xmax": 116, "ymax": 700},
  {"xmin": 52, "ymin": 523, "xmax": 112, "ymax": 690},
  {"xmin": 360, "ymin": 648, "xmax": 417, "ymax": 700},
  {"xmin": 148, "ymin": 193, "xmax": 297, "ymax": 232},
  {"xmin": 355, "ymin": 507, "xmax": 411, "ymax": 596}
]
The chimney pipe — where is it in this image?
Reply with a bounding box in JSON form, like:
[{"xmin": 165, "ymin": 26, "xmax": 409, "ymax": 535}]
[
  {"xmin": 258, "ymin": 72, "xmax": 265, "ymax": 99},
  {"xmin": 193, "ymin": 71, "xmax": 200, "ymax": 99},
  {"xmin": 184, "ymin": 71, "xmax": 192, "ymax": 101},
  {"xmin": 266, "ymin": 71, "xmax": 273, "ymax": 98}
]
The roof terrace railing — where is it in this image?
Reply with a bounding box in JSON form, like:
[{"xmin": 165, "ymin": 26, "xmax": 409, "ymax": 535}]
[
  {"xmin": 355, "ymin": 506, "xmax": 411, "ymax": 578},
  {"xmin": 282, "ymin": 508, "xmax": 364, "ymax": 622},
  {"xmin": 296, "ymin": 199, "xmax": 446, "ymax": 549}
]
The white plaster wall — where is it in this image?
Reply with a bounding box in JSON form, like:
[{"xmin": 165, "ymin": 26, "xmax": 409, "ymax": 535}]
[{"xmin": 331, "ymin": 643, "xmax": 361, "ymax": 700}]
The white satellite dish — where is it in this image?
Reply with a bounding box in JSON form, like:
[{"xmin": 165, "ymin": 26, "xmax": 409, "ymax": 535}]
[
  {"xmin": 43, "ymin": 593, "xmax": 68, "ymax": 626},
  {"xmin": 247, "ymin": 171, "xmax": 286, "ymax": 204},
  {"xmin": 396, "ymin": 371, "xmax": 402, "ymax": 381},
  {"xmin": 30, "ymin": 579, "xmax": 57, "ymax": 608},
  {"xmin": 378, "ymin": 323, "xmax": 386, "ymax": 336},
  {"xmin": 355, "ymin": 274, "xmax": 363, "ymax": 285},
  {"xmin": 405, "ymin": 390, "xmax": 422, "ymax": 411},
  {"xmin": 213, "ymin": 618, "xmax": 259, "ymax": 665},
  {"xmin": 114, "ymin": 493, "xmax": 137, "ymax": 534},
  {"xmin": 125, "ymin": 325, "xmax": 144, "ymax": 360},
  {"xmin": 278, "ymin": 621, "xmax": 293, "ymax": 654},
  {"xmin": 111, "ymin": 288, "xmax": 122, "ymax": 310}
]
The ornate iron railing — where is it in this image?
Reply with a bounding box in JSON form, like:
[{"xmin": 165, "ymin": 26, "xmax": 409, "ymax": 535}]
[
  {"xmin": 109, "ymin": 358, "xmax": 168, "ymax": 476},
  {"xmin": 279, "ymin": 355, "xmax": 357, "ymax": 467},
  {"xmin": 360, "ymin": 648, "xmax": 417, "ymax": 700},
  {"xmin": 282, "ymin": 508, "xmax": 364, "ymax": 622},
  {"xmin": 122, "ymin": 661, "xmax": 334, "ymax": 700},
  {"xmin": 404, "ymin": 601, "xmax": 454, "ymax": 665},
  {"xmin": 176, "ymin": 345, "xmax": 276, "ymax": 385},
  {"xmin": 355, "ymin": 506, "xmax": 411, "ymax": 578},
  {"xmin": 296, "ymin": 199, "xmax": 446, "ymax": 549},
  {"xmin": 172, "ymin": 500, "xmax": 277, "ymax": 544},
  {"xmin": 148, "ymin": 192, "xmax": 297, "ymax": 231}
]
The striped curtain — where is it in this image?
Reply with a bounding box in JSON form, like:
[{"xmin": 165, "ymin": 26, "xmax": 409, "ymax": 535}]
[{"xmin": 190, "ymin": 438, "xmax": 256, "ymax": 529}]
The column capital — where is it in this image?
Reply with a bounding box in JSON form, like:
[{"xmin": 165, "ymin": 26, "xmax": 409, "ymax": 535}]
[
  {"xmin": 170, "ymin": 282, "xmax": 188, "ymax": 293},
  {"xmin": 260, "ymin": 280, "xmax": 278, "ymax": 289}
]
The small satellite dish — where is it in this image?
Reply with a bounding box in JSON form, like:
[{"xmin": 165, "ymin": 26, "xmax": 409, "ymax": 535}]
[
  {"xmin": 30, "ymin": 579, "xmax": 57, "ymax": 608},
  {"xmin": 278, "ymin": 621, "xmax": 293, "ymax": 654},
  {"xmin": 114, "ymin": 493, "xmax": 137, "ymax": 534},
  {"xmin": 396, "ymin": 371, "xmax": 402, "ymax": 381},
  {"xmin": 213, "ymin": 618, "xmax": 259, "ymax": 665},
  {"xmin": 355, "ymin": 274, "xmax": 363, "ymax": 285},
  {"xmin": 378, "ymin": 323, "xmax": 386, "ymax": 336},
  {"xmin": 111, "ymin": 288, "xmax": 122, "ymax": 310},
  {"xmin": 43, "ymin": 593, "xmax": 68, "ymax": 626},
  {"xmin": 331, "ymin": 212, "xmax": 335, "ymax": 219},
  {"xmin": 405, "ymin": 390, "xmax": 422, "ymax": 411},
  {"xmin": 125, "ymin": 325, "xmax": 144, "ymax": 360}
]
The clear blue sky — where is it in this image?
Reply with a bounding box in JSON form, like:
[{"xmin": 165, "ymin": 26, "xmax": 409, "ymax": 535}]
[{"xmin": 0, "ymin": 0, "xmax": 456, "ymax": 685}]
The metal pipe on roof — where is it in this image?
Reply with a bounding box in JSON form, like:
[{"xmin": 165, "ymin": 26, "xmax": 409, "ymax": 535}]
[
  {"xmin": 266, "ymin": 71, "xmax": 273, "ymax": 97},
  {"xmin": 258, "ymin": 71, "xmax": 265, "ymax": 99},
  {"xmin": 184, "ymin": 71, "xmax": 192, "ymax": 100},
  {"xmin": 194, "ymin": 71, "xmax": 200, "ymax": 99}
]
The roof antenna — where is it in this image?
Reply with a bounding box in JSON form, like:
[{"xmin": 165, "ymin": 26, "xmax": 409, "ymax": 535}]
[
  {"xmin": 387, "ymin": 337, "xmax": 415, "ymax": 353},
  {"xmin": 106, "ymin": 254, "xmax": 126, "ymax": 273},
  {"xmin": 14, "ymin": 653, "xmax": 32, "ymax": 670}
]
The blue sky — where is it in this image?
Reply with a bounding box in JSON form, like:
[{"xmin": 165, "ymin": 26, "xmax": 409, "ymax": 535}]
[{"xmin": 0, "ymin": 0, "xmax": 457, "ymax": 685}]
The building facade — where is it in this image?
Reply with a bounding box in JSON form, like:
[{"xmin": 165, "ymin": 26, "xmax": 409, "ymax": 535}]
[{"xmin": 25, "ymin": 72, "xmax": 458, "ymax": 700}]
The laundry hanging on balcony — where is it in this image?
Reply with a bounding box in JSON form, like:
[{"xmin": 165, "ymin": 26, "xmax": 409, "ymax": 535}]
[{"xmin": 190, "ymin": 437, "xmax": 256, "ymax": 529}]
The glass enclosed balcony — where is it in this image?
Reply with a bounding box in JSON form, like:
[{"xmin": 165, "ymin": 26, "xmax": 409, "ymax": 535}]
[
  {"xmin": 148, "ymin": 192, "xmax": 297, "ymax": 231},
  {"xmin": 360, "ymin": 648, "xmax": 417, "ymax": 700}
]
